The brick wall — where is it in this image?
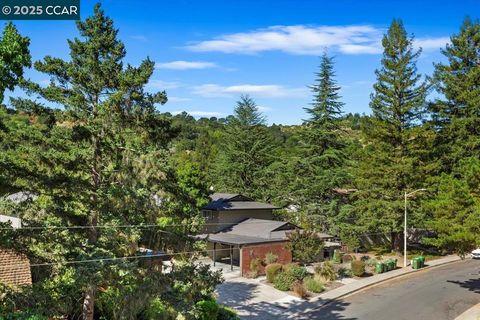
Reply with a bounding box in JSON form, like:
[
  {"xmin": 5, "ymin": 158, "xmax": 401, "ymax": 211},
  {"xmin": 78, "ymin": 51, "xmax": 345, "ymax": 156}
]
[
  {"xmin": 240, "ymin": 241, "xmax": 292, "ymax": 276},
  {"xmin": 0, "ymin": 249, "xmax": 32, "ymax": 286}
]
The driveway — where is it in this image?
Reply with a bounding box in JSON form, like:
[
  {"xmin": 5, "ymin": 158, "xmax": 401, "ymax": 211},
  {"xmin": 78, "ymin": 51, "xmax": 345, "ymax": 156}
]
[
  {"xmin": 216, "ymin": 276, "xmax": 303, "ymax": 319},
  {"xmin": 297, "ymin": 259, "xmax": 480, "ymax": 320}
]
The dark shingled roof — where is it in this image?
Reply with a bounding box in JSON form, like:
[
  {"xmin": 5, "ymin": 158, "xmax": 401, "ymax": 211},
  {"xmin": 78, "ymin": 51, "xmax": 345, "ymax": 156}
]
[
  {"xmin": 207, "ymin": 218, "xmax": 299, "ymax": 245},
  {"xmin": 203, "ymin": 193, "xmax": 279, "ymax": 211}
]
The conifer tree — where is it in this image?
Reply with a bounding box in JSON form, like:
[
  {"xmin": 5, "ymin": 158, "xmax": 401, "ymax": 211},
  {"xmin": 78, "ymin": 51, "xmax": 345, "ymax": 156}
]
[
  {"xmin": 1, "ymin": 5, "xmax": 219, "ymax": 319},
  {"xmin": 431, "ymin": 17, "xmax": 480, "ymax": 170},
  {"xmin": 213, "ymin": 95, "xmax": 275, "ymax": 200},
  {"xmin": 0, "ymin": 22, "xmax": 31, "ymax": 103},
  {"xmin": 354, "ymin": 20, "xmax": 429, "ymax": 250},
  {"xmin": 291, "ymin": 53, "xmax": 348, "ymax": 231}
]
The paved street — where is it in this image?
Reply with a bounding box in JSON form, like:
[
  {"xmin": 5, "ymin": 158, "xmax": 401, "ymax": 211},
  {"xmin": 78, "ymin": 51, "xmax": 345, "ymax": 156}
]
[{"xmin": 298, "ymin": 259, "xmax": 480, "ymax": 320}]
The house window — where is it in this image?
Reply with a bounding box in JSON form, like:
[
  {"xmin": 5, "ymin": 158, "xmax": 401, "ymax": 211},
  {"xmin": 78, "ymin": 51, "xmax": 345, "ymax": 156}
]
[{"xmin": 202, "ymin": 210, "xmax": 213, "ymax": 220}]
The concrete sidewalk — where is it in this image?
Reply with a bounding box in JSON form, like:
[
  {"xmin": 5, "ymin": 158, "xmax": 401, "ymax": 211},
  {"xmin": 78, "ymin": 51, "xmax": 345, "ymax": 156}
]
[
  {"xmin": 456, "ymin": 303, "xmax": 480, "ymax": 320},
  {"xmin": 217, "ymin": 255, "xmax": 462, "ymax": 319}
]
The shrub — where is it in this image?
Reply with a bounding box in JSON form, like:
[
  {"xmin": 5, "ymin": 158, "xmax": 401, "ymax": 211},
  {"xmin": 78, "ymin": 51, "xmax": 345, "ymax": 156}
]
[
  {"xmin": 144, "ymin": 298, "xmax": 176, "ymax": 320},
  {"xmin": 287, "ymin": 230, "xmax": 324, "ymax": 264},
  {"xmin": 264, "ymin": 252, "xmax": 278, "ymax": 264},
  {"xmin": 303, "ymin": 276, "xmax": 324, "ymax": 293},
  {"xmin": 249, "ymin": 258, "xmax": 262, "ymax": 278},
  {"xmin": 284, "ymin": 263, "xmax": 308, "ymax": 281},
  {"xmin": 292, "ymin": 281, "xmax": 308, "ymax": 298},
  {"xmin": 337, "ymin": 267, "xmax": 353, "ymax": 278},
  {"xmin": 351, "ymin": 260, "xmax": 366, "ymax": 277},
  {"xmin": 195, "ymin": 300, "xmax": 219, "ymax": 320},
  {"xmin": 342, "ymin": 254, "xmax": 354, "ymax": 263},
  {"xmin": 273, "ymin": 271, "xmax": 296, "ymax": 291},
  {"xmin": 314, "ymin": 261, "xmax": 336, "ymax": 282},
  {"xmin": 217, "ymin": 305, "xmax": 240, "ymax": 320},
  {"xmin": 360, "ymin": 255, "xmax": 371, "ymax": 262},
  {"xmin": 332, "ymin": 249, "xmax": 343, "ymax": 264},
  {"xmin": 265, "ymin": 263, "xmax": 283, "ymax": 283}
]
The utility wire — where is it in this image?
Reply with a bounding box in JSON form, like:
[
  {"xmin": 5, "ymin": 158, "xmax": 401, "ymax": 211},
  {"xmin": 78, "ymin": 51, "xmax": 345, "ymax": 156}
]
[{"xmin": 0, "ymin": 246, "xmax": 240, "ymax": 270}]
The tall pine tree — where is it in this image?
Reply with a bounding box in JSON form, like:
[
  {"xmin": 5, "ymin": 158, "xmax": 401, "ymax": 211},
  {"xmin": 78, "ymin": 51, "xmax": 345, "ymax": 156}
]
[
  {"xmin": 354, "ymin": 19, "xmax": 430, "ymax": 251},
  {"xmin": 213, "ymin": 95, "xmax": 275, "ymax": 200},
  {"xmin": 1, "ymin": 5, "xmax": 220, "ymax": 319},
  {"xmin": 291, "ymin": 53, "xmax": 348, "ymax": 231},
  {"xmin": 431, "ymin": 17, "xmax": 480, "ymax": 170}
]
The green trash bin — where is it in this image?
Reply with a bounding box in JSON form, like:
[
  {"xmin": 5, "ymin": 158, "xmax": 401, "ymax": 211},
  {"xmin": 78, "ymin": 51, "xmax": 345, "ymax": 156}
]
[
  {"xmin": 375, "ymin": 262, "xmax": 384, "ymax": 274},
  {"xmin": 383, "ymin": 259, "xmax": 390, "ymax": 271},
  {"xmin": 418, "ymin": 256, "xmax": 425, "ymax": 268},
  {"xmin": 412, "ymin": 256, "xmax": 422, "ymax": 269}
]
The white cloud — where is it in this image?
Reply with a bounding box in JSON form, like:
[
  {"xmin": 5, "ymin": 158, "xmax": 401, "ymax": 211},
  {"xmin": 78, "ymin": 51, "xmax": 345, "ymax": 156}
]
[
  {"xmin": 168, "ymin": 96, "xmax": 192, "ymax": 102},
  {"xmin": 186, "ymin": 24, "xmax": 449, "ymax": 55},
  {"xmin": 192, "ymin": 84, "xmax": 307, "ymax": 98},
  {"xmin": 147, "ymin": 80, "xmax": 181, "ymax": 90},
  {"xmin": 156, "ymin": 60, "xmax": 218, "ymax": 70},
  {"xmin": 258, "ymin": 105, "xmax": 273, "ymax": 112},
  {"xmin": 186, "ymin": 25, "xmax": 383, "ymax": 55},
  {"xmin": 172, "ymin": 110, "xmax": 223, "ymax": 118},
  {"xmin": 414, "ymin": 37, "xmax": 450, "ymax": 51}
]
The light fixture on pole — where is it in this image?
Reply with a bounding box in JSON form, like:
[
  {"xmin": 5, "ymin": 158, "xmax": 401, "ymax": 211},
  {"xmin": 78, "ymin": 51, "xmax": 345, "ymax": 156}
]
[{"xmin": 404, "ymin": 188, "xmax": 427, "ymax": 268}]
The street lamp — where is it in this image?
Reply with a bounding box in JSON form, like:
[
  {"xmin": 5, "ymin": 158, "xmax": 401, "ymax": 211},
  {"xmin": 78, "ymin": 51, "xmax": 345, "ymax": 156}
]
[{"xmin": 404, "ymin": 189, "xmax": 427, "ymax": 268}]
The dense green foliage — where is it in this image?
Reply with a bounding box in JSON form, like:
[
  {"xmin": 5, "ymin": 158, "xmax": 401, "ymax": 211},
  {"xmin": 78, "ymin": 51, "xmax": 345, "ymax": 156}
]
[
  {"xmin": 265, "ymin": 263, "xmax": 283, "ymax": 283},
  {"xmin": 303, "ymin": 276, "xmax": 324, "ymax": 293},
  {"xmin": 287, "ymin": 230, "xmax": 325, "ymax": 264}
]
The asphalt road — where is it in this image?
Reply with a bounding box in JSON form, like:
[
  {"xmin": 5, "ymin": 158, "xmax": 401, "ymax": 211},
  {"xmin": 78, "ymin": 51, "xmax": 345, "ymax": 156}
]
[{"xmin": 299, "ymin": 259, "xmax": 480, "ymax": 320}]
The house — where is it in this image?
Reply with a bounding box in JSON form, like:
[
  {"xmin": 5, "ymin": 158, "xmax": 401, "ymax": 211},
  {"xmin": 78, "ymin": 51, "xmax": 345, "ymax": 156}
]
[
  {"xmin": 201, "ymin": 193, "xmax": 279, "ymax": 234},
  {"xmin": 0, "ymin": 192, "xmax": 34, "ymax": 286},
  {"xmin": 208, "ymin": 218, "xmax": 299, "ymax": 276}
]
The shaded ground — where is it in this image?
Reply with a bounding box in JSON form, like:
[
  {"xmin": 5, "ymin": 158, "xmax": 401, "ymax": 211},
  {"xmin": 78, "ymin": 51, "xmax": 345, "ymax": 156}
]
[{"xmin": 299, "ymin": 259, "xmax": 480, "ymax": 320}]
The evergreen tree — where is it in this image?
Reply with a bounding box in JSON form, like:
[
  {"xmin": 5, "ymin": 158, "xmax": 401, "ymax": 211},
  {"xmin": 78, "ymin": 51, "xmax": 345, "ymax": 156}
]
[
  {"xmin": 0, "ymin": 22, "xmax": 31, "ymax": 103},
  {"xmin": 431, "ymin": 17, "xmax": 480, "ymax": 170},
  {"xmin": 425, "ymin": 18, "xmax": 480, "ymax": 254},
  {"xmin": 0, "ymin": 5, "xmax": 219, "ymax": 319},
  {"xmin": 354, "ymin": 19, "xmax": 430, "ymax": 250},
  {"xmin": 213, "ymin": 95, "xmax": 275, "ymax": 200},
  {"xmin": 291, "ymin": 53, "xmax": 348, "ymax": 231}
]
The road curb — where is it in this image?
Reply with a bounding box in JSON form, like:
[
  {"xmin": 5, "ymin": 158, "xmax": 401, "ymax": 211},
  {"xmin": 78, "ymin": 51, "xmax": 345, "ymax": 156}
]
[{"xmin": 296, "ymin": 256, "xmax": 463, "ymax": 314}]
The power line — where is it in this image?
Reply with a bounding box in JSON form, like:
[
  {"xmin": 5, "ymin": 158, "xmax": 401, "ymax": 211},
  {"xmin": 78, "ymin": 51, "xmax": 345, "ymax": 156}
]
[{"xmin": 0, "ymin": 246, "xmax": 240, "ymax": 270}]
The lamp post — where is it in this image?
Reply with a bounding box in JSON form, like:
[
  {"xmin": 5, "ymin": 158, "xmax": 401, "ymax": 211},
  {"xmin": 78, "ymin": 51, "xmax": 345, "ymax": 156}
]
[{"xmin": 404, "ymin": 189, "xmax": 427, "ymax": 268}]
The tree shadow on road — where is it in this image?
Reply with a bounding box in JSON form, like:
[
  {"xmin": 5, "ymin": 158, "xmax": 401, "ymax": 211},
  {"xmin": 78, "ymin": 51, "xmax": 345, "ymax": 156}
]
[
  {"xmin": 216, "ymin": 281, "xmax": 357, "ymax": 320},
  {"xmin": 447, "ymin": 277, "xmax": 480, "ymax": 294},
  {"xmin": 285, "ymin": 298, "xmax": 357, "ymax": 320}
]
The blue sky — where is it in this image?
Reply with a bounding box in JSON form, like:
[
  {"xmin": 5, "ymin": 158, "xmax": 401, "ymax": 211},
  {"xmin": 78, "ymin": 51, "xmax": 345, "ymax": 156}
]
[{"xmin": 7, "ymin": 0, "xmax": 479, "ymax": 124}]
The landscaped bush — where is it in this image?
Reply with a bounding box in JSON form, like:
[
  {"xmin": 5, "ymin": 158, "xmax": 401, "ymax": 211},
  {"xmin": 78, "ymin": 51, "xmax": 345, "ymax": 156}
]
[
  {"xmin": 195, "ymin": 300, "xmax": 219, "ymax": 320},
  {"xmin": 144, "ymin": 297, "xmax": 176, "ymax": 320},
  {"xmin": 360, "ymin": 255, "xmax": 371, "ymax": 262},
  {"xmin": 249, "ymin": 258, "xmax": 262, "ymax": 278},
  {"xmin": 264, "ymin": 252, "xmax": 278, "ymax": 265},
  {"xmin": 292, "ymin": 281, "xmax": 308, "ymax": 298},
  {"xmin": 351, "ymin": 260, "xmax": 366, "ymax": 277},
  {"xmin": 283, "ymin": 263, "xmax": 308, "ymax": 281},
  {"xmin": 273, "ymin": 271, "xmax": 297, "ymax": 291},
  {"xmin": 337, "ymin": 267, "xmax": 353, "ymax": 278},
  {"xmin": 265, "ymin": 263, "xmax": 283, "ymax": 283},
  {"xmin": 287, "ymin": 230, "xmax": 324, "ymax": 264},
  {"xmin": 303, "ymin": 276, "xmax": 324, "ymax": 293},
  {"xmin": 217, "ymin": 305, "xmax": 240, "ymax": 320},
  {"xmin": 314, "ymin": 261, "xmax": 336, "ymax": 282},
  {"xmin": 332, "ymin": 249, "xmax": 344, "ymax": 264}
]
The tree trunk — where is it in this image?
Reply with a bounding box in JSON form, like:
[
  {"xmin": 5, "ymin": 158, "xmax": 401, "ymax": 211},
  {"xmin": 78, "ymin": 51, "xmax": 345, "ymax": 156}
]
[
  {"xmin": 82, "ymin": 285, "xmax": 96, "ymax": 320},
  {"xmin": 83, "ymin": 128, "xmax": 101, "ymax": 320}
]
